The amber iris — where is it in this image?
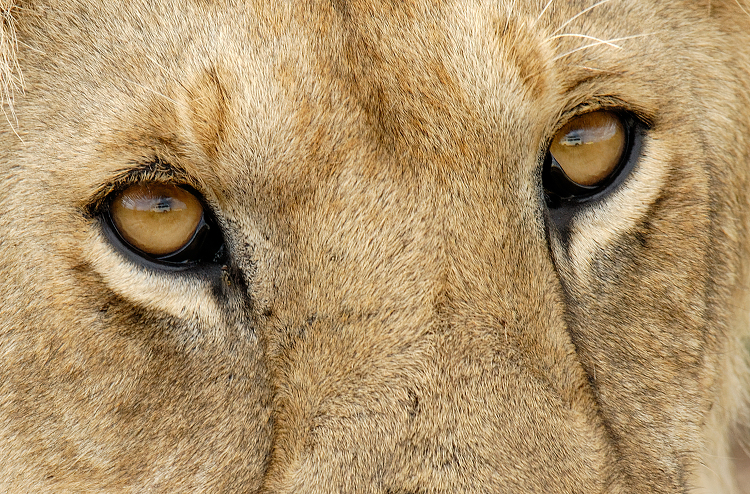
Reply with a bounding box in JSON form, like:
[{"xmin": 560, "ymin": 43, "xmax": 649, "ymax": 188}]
[
  {"xmin": 549, "ymin": 111, "xmax": 626, "ymax": 186},
  {"xmin": 110, "ymin": 183, "xmax": 203, "ymax": 256}
]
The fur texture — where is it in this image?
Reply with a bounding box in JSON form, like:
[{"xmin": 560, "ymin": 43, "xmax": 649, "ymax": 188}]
[
  {"xmin": 0, "ymin": 0, "xmax": 20, "ymax": 124},
  {"xmin": 1, "ymin": 0, "xmax": 749, "ymax": 492}
]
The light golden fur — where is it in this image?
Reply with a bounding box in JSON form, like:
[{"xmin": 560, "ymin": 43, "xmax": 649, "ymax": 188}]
[{"xmin": 1, "ymin": 0, "xmax": 750, "ymax": 492}]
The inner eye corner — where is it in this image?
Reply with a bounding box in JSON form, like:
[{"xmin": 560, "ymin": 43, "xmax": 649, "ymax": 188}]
[{"xmin": 542, "ymin": 109, "xmax": 640, "ymax": 207}]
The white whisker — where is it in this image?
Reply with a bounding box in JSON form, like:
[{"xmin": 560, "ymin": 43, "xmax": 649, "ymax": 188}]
[
  {"xmin": 551, "ymin": 0, "xmax": 617, "ymax": 35},
  {"xmin": 549, "ymin": 33, "xmax": 622, "ymax": 49},
  {"xmin": 504, "ymin": 0, "xmax": 518, "ymax": 32},
  {"xmin": 1, "ymin": 2, "xmax": 23, "ymax": 140},
  {"xmin": 550, "ymin": 33, "xmax": 657, "ymax": 63},
  {"xmin": 507, "ymin": 0, "xmax": 518, "ymax": 16},
  {"xmin": 569, "ymin": 65, "xmax": 621, "ymax": 75},
  {"xmin": 142, "ymin": 53, "xmax": 171, "ymax": 77},
  {"xmin": 15, "ymin": 39, "xmax": 45, "ymax": 55},
  {"xmin": 734, "ymin": 0, "xmax": 750, "ymax": 17},
  {"xmin": 533, "ymin": 0, "xmax": 555, "ymax": 27}
]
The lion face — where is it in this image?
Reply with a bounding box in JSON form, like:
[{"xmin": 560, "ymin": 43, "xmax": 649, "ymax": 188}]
[{"xmin": 1, "ymin": 0, "xmax": 749, "ymax": 492}]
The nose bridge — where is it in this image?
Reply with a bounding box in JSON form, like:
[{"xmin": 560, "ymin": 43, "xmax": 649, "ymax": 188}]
[
  {"xmin": 431, "ymin": 159, "xmax": 542, "ymax": 318},
  {"xmin": 424, "ymin": 153, "xmax": 595, "ymax": 420},
  {"xmin": 259, "ymin": 139, "xmax": 616, "ymax": 491},
  {"xmin": 258, "ymin": 7, "xmax": 617, "ymax": 489}
]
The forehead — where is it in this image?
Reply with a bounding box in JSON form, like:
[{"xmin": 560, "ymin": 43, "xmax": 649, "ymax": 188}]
[
  {"xmin": 18, "ymin": 0, "xmax": 683, "ymax": 199},
  {"xmin": 26, "ymin": 0, "xmax": 668, "ymax": 109}
]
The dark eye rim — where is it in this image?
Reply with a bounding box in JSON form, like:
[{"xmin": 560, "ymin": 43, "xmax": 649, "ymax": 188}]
[
  {"xmin": 101, "ymin": 183, "xmax": 226, "ymax": 269},
  {"xmin": 542, "ymin": 111, "xmax": 644, "ymax": 208}
]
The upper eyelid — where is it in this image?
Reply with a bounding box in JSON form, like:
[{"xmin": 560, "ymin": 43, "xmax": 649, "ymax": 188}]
[
  {"xmin": 542, "ymin": 102, "xmax": 652, "ymax": 152},
  {"xmin": 85, "ymin": 159, "xmax": 202, "ymax": 216},
  {"xmin": 557, "ymin": 96, "xmax": 654, "ymax": 125}
]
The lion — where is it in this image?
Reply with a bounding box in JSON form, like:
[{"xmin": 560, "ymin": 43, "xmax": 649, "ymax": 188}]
[{"xmin": 1, "ymin": 0, "xmax": 749, "ymax": 492}]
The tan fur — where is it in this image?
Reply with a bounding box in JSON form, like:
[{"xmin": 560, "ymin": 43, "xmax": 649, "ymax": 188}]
[
  {"xmin": 0, "ymin": 0, "xmax": 20, "ymax": 125},
  {"xmin": 1, "ymin": 0, "xmax": 750, "ymax": 492}
]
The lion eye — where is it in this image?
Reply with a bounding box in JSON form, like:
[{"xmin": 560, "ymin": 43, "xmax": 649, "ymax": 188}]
[
  {"xmin": 107, "ymin": 183, "xmax": 224, "ymax": 264},
  {"xmin": 543, "ymin": 110, "xmax": 632, "ymax": 204}
]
